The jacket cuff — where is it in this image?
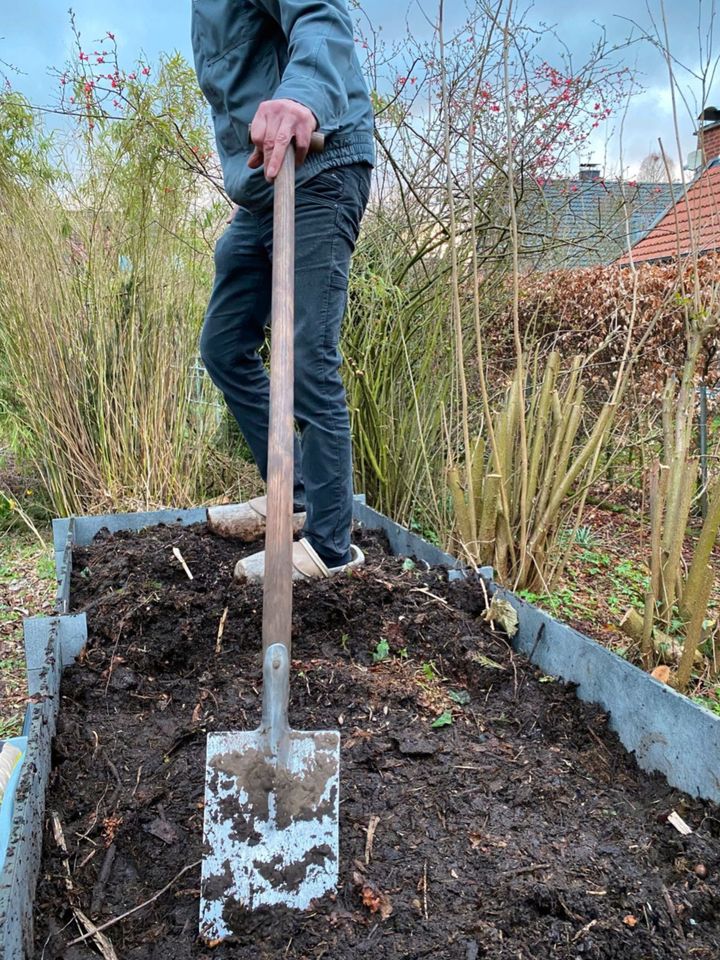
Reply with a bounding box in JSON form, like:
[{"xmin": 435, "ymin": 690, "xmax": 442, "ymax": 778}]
[{"xmin": 272, "ymin": 81, "xmax": 337, "ymax": 133}]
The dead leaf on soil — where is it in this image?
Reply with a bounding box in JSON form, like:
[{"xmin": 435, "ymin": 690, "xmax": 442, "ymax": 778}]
[
  {"xmin": 650, "ymin": 665, "xmax": 671, "ymax": 685},
  {"xmin": 482, "ymin": 597, "xmax": 518, "ymax": 637},
  {"xmin": 469, "ymin": 831, "xmax": 507, "ymax": 851},
  {"xmin": 353, "ymin": 872, "xmax": 393, "ymax": 919},
  {"xmin": 101, "ymin": 816, "xmax": 123, "ymax": 847},
  {"xmin": 145, "ymin": 817, "xmax": 179, "ymax": 845}
]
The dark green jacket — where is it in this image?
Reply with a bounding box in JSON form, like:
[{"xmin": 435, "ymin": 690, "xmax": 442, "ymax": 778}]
[{"xmin": 191, "ymin": 0, "xmax": 375, "ymax": 211}]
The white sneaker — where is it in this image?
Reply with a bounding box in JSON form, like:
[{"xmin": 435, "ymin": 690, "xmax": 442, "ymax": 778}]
[{"xmin": 234, "ymin": 537, "xmax": 365, "ymax": 583}]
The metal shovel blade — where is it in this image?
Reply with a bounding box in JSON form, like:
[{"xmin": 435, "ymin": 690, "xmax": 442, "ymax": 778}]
[{"xmin": 200, "ymin": 643, "xmax": 340, "ymax": 942}]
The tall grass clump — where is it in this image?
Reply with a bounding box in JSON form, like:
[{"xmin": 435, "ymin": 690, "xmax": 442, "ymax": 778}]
[
  {"xmin": 343, "ymin": 206, "xmax": 452, "ymax": 530},
  {"xmin": 0, "ymin": 52, "xmax": 246, "ymax": 514}
]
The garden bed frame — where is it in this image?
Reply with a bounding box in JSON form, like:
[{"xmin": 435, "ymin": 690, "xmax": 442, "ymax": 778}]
[{"xmin": 1, "ymin": 498, "xmax": 719, "ymax": 959}]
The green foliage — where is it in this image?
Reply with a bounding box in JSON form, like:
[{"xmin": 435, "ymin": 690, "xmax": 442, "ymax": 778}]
[
  {"xmin": 431, "ymin": 709, "xmax": 453, "ymax": 728},
  {"xmin": 343, "ymin": 218, "xmax": 452, "ymax": 532},
  {"xmin": 0, "ymin": 89, "xmax": 56, "ymax": 184},
  {"xmin": 449, "ymin": 689, "xmax": 470, "ymax": 705},
  {"xmin": 692, "ymin": 692, "xmax": 720, "ymax": 717},
  {"xmin": 573, "ymin": 526, "xmax": 596, "ymax": 549},
  {"xmin": 421, "ymin": 660, "xmax": 440, "ymax": 681},
  {"xmin": 372, "ymin": 638, "xmax": 390, "ymax": 663}
]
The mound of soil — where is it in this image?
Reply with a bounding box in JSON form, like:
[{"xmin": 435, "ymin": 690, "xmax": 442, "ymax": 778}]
[{"xmin": 33, "ymin": 524, "xmax": 720, "ymax": 959}]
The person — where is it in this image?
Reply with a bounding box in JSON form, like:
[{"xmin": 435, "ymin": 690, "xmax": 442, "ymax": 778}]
[{"xmin": 191, "ymin": 0, "xmax": 375, "ymax": 580}]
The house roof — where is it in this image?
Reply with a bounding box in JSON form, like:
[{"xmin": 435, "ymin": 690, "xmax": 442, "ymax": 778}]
[
  {"xmin": 616, "ymin": 162, "xmax": 720, "ymax": 265},
  {"xmin": 528, "ymin": 177, "xmax": 683, "ymax": 270}
]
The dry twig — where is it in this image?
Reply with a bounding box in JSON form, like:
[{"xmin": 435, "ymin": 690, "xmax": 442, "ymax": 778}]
[
  {"xmin": 51, "ymin": 812, "xmax": 119, "ymax": 960},
  {"xmin": 67, "ymin": 861, "xmax": 201, "ymax": 946}
]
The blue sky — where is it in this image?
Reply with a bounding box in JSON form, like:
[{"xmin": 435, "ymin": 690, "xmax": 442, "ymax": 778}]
[{"xmin": 1, "ymin": 1, "xmax": 713, "ymax": 176}]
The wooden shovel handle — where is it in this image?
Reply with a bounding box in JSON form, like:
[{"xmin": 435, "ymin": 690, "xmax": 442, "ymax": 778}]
[
  {"xmin": 262, "ymin": 144, "xmax": 296, "ymax": 656},
  {"xmin": 261, "ymin": 130, "xmax": 326, "ymax": 657}
]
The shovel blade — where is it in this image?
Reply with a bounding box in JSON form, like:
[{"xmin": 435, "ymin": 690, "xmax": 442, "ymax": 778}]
[{"xmin": 200, "ymin": 726, "xmax": 340, "ymax": 941}]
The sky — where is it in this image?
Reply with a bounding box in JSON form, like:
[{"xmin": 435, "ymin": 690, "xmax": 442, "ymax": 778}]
[{"xmin": 1, "ymin": 0, "xmax": 715, "ymax": 178}]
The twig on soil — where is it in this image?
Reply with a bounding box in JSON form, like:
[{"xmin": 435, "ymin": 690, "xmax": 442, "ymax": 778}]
[
  {"xmin": 172, "ymin": 547, "xmax": 194, "ymax": 580},
  {"xmin": 364, "ymin": 814, "xmax": 381, "ymax": 864},
  {"xmin": 132, "ymin": 764, "xmax": 143, "ymax": 799},
  {"xmin": 422, "ymin": 861, "xmax": 428, "ymax": 920},
  {"xmin": 662, "ymin": 886, "xmax": 686, "ymax": 940},
  {"xmin": 90, "ymin": 842, "xmax": 117, "ymax": 917},
  {"xmin": 504, "ymin": 862, "xmax": 551, "ymax": 877},
  {"xmin": 67, "ymin": 860, "xmax": 202, "ymax": 946},
  {"xmin": 572, "ymin": 919, "xmax": 598, "ymax": 943},
  {"xmin": 103, "ymin": 601, "xmax": 148, "ymax": 695},
  {"xmin": 50, "ymin": 812, "xmax": 119, "ymax": 960},
  {"xmin": 478, "ymin": 577, "xmax": 494, "ymax": 630},
  {"xmin": 410, "ymin": 587, "xmax": 449, "ymax": 607},
  {"xmin": 77, "ymin": 849, "xmax": 98, "ymax": 870},
  {"xmin": 215, "ymin": 606, "xmax": 229, "ymax": 654}
]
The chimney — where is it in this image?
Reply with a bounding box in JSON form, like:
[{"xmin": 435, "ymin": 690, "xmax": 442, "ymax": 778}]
[
  {"xmin": 697, "ymin": 107, "xmax": 720, "ymax": 163},
  {"xmin": 579, "ymin": 163, "xmax": 601, "ymax": 182}
]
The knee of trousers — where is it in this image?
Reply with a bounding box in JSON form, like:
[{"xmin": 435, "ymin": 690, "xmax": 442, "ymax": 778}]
[
  {"xmin": 198, "ymin": 322, "xmax": 227, "ymax": 382},
  {"xmin": 294, "ymin": 371, "xmax": 349, "ymax": 425}
]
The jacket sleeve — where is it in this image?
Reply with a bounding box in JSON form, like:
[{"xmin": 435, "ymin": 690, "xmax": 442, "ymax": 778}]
[{"xmin": 250, "ymin": 0, "xmax": 354, "ymax": 131}]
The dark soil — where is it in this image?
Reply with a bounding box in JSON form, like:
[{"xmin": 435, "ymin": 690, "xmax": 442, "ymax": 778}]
[{"xmin": 33, "ymin": 524, "xmax": 720, "ymax": 959}]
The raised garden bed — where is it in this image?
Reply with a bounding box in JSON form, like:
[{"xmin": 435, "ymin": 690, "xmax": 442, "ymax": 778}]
[{"xmin": 28, "ymin": 520, "xmax": 720, "ymax": 959}]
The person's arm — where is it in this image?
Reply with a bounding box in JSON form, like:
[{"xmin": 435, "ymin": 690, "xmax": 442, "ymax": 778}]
[{"xmin": 248, "ymin": 0, "xmax": 355, "ymax": 180}]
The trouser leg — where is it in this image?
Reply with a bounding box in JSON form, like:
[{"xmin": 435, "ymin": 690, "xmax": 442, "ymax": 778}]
[
  {"xmin": 258, "ymin": 163, "xmax": 371, "ymax": 567},
  {"xmin": 200, "ymin": 206, "xmax": 304, "ymax": 506}
]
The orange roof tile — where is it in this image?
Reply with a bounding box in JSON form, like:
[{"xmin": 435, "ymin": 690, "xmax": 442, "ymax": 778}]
[{"xmin": 616, "ymin": 163, "xmax": 720, "ymax": 265}]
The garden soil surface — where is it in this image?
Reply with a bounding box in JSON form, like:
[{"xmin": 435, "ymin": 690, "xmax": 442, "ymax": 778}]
[{"xmin": 34, "ymin": 523, "xmax": 720, "ymax": 959}]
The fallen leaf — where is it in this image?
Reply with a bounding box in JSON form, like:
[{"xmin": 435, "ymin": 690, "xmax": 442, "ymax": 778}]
[
  {"xmin": 449, "ymin": 689, "xmax": 471, "ymax": 705},
  {"xmin": 650, "ymin": 665, "xmax": 671, "ymax": 685},
  {"xmin": 482, "ymin": 596, "xmax": 518, "ymax": 637},
  {"xmin": 471, "ymin": 654, "xmax": 505, "ymax": 670},
  {"xmin": 145, "ymin": 817, "xmax": 179, "ymax": 845},
  {"xmin": 431, "ymin": 709, "xmax": 453, "ymax": 729},
  {"xmin": 393, "ymin": 734, "xmax": 440, "ymax": 756},
  {"xmin": 360, "ymin": 882, "xmax": 393, "ymax": 920},
  {"xmin": 623, "ymin": 914, "xmax": 638, "ymax": 928}
]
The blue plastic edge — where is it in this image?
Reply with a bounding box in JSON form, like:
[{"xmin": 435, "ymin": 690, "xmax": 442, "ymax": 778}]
[
  {"xmin": 0, "ymin": 739, "xmax": 28, "ymax": 876},
  {"xmin": 1, "ymin": 498, "xmax": 719, "ymax": 959}
]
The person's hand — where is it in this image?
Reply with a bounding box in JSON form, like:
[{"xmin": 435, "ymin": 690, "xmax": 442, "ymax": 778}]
[{"xmin": 248, "ymin": 99, "xmax": 317, "ymax": 182}]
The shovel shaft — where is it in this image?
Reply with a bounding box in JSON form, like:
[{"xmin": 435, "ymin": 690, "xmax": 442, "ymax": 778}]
[{"xmin": 262, "ymin": 146, "xmax": 296, "ymax": 656}]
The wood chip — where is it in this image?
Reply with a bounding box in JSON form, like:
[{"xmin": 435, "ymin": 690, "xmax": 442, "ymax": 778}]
[
  {"xmin": 215, "ymin": 606, "xmax": 228, "ymax": 654},
  {"xmin": 667, "ymin": 810, "xmax": 693, "ymax": 836},
  {"xmin": 172, "ymin": 547, "xmax": 193, "ymax": 580},
  {"xmin": 364, "ymin": 815, "xmax": 380, "ymax": 864}
]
